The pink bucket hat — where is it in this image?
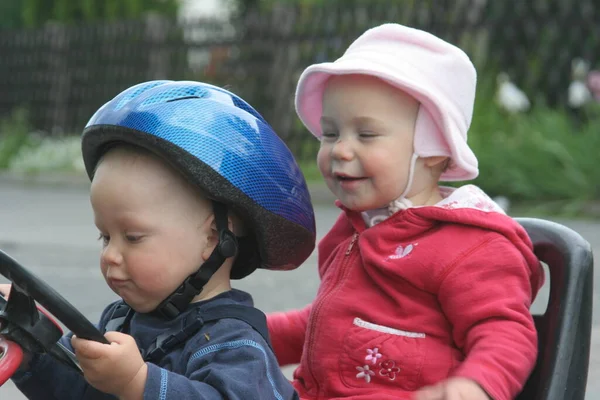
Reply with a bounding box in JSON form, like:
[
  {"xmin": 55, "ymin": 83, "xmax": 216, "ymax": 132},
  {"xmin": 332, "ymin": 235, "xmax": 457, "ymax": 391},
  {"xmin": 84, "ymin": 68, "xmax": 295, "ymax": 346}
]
[{"xmin": 295, "ymin": 23, "xmax": 479, "ymax": 181}]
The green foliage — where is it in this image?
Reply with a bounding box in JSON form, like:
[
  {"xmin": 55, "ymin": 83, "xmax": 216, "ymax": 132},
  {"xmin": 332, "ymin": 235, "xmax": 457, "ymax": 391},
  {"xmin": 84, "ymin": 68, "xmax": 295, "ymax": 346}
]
[
  {"xmin": 458, "ymin": 76, "xmax": 600, "ymax": 203},
  {"xmin": 0, "ymin": 108, "xmax": 84, "ymax": 173},
  {"xmin": 0, "ymin": 109, "xmax": 36, "ymax": 169},
  {"xmin": 8, "ymin": 135, "xmax": 84, "ymax": 174},
  {"xmin": 0, "ymin": 0, "xmax": 26, "ymax": 29},
  {"xmin": 16, "ymin": 0, "xmax": 179, "ymax": 28}
]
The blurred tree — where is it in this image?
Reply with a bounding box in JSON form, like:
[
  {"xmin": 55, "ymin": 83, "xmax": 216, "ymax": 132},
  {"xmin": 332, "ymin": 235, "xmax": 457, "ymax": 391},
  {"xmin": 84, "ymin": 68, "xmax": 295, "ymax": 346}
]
[
  {"xmin": 0, "ymin": 0, "xmax": 26, "ymax": 29},
  {"xmin": 16, "ymin": 0, "xmax": 179, "ymax": 28},
  {"xmin": 230, "ymin": 0, "xmax": 328, "ymax": 16}
]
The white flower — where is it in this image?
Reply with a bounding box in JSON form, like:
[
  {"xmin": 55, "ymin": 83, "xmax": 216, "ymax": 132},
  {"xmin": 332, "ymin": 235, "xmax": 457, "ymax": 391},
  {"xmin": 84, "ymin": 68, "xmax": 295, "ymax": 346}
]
[
  {"xmin": 496, "ymin": 72, "xmax": 530, "ymax": 113},
  {"xmin": 9, "ymin": 135, "xmax": 84, "ymax": 173},
  {"xmin": 356, "ymin": 365, "xmax": 375, "ymax": 383},
  {"xmin": 568, "ymin": 81, "xmax": 592, "ymax": 108}
]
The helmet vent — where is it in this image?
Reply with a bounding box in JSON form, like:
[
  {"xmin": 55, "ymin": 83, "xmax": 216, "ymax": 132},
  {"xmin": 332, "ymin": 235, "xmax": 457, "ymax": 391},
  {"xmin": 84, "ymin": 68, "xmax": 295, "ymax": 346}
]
[
  {"xmin": 166, "ymin": 95, "xmax": 202, "ymax": 103},
  {"xmin": 140, "ymin": 87, "xmax": 210, "ymax": 108}
]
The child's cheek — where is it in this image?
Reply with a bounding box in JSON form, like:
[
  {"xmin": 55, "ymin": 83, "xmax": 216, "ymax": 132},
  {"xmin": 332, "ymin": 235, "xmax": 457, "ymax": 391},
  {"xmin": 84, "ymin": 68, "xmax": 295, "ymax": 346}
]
[
  {"xmin": 134, "ymin": 265, "xmax": 172, "ymax": 294},
  {"xmin": 316, "ymin": 147, "xmax": 330, "ymax": 177},
  {"xmin": 100, "ymin": 261, "xmax": 108, "ymax": 278}
]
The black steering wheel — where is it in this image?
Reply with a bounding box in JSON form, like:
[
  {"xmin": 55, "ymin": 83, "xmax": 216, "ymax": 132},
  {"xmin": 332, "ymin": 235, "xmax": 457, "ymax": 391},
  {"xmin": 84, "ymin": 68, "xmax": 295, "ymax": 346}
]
[{"xmin": 0, "ymin": 249, "xmax": 109, "ymax": 376}]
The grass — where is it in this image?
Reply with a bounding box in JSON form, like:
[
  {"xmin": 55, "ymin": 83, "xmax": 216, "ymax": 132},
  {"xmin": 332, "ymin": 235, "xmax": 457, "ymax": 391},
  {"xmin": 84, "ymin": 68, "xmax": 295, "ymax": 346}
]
[
  {"xmin": 298, "ymin": 160, "xmax": 323, "ymax": 183},
  {"xmin": 0, "ymin": 108, "xmax": 36, "ymax": 169}
]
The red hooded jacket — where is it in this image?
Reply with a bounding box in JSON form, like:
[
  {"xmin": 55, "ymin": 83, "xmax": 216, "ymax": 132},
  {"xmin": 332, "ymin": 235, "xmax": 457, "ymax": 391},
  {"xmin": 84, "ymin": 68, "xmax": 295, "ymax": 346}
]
[{"xmin": 268, "ymin": 186, "xmax": 544, "ymax": 400}]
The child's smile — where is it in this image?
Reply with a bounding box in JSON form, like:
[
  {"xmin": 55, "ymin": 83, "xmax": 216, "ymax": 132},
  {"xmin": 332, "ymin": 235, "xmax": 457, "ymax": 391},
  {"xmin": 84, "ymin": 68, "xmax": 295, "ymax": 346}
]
[{"xmin": 333, "ymin": 172, "xmax": 368, "ymax": 190}]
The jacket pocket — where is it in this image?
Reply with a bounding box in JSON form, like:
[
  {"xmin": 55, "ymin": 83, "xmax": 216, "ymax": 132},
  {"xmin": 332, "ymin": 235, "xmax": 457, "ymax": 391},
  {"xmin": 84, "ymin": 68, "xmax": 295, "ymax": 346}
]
[{"xmin": 339, "ymin": 317, "xmax": 426, "ymax": 391}]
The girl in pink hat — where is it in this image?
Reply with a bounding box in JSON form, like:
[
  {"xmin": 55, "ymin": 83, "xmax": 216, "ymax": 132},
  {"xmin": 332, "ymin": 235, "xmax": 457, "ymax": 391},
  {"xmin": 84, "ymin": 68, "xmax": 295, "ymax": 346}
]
[{"xmin": 267, "ymin": 24, "xmax": 544, "ymax": 400}]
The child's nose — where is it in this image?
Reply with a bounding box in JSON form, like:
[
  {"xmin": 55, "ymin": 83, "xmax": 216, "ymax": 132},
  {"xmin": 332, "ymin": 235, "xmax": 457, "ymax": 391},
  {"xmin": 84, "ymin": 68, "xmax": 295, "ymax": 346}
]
[
  {"xmin": 101, "ymin": 242, "xmax": 123, "ymax": 267},
  {"xmin": 331, "ymin": 139, "xmax": 354, "ymax": 161}
]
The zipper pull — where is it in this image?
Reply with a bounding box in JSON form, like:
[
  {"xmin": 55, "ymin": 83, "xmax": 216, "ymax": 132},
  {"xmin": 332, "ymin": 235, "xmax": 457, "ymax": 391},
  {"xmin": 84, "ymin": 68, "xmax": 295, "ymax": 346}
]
[{"xmin": 346, "ymin": 232, "xmax": 359, "ymax": 256}]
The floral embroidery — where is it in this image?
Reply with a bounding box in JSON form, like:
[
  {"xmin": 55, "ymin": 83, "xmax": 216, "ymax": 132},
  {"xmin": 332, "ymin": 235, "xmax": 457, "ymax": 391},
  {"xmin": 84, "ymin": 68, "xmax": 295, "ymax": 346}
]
[
  {"xmin": 436, "ymin": 185, "xmax": 506, "ymax": 214},
  {"xmin": 386, "ymin": 243, "xmax": 417, "ymax": 261},
  {"xmin": 473, "ymin": 200, "xmax": 500, "ymax": 212},
  {"xmin": 379, "ymin": 360, "xmax": 401, "ymax": 381},
  {"xmin": 439, "ymin": 200, "xmax": 460, "ymax": 209},
  {"xmin": 356, "ymin": 365, "xmax": 375, "ymax": 383},
  {"xmin": 365, "ymin": 348, "xmax": 382, "ymax": 365}
]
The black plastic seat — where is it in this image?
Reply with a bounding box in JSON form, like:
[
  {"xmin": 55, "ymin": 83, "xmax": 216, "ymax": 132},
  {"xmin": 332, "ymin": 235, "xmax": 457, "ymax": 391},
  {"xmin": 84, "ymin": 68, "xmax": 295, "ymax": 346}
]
[{"xmin": 516, "ymin": 218, "xmax": 593, "ymax": 400}]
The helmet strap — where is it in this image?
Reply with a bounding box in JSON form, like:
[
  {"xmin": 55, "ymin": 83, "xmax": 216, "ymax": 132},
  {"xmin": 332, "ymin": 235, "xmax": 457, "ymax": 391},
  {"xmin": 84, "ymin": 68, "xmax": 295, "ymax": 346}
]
[{"xmin": 152, "ymin": 201, "xmax": 238, "ymax": 319}]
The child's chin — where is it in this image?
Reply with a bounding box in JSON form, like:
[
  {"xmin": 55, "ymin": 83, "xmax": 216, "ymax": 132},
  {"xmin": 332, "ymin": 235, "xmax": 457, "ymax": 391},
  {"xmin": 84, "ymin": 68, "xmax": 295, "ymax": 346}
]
[
  {"xmin": 338, "ymin": 198, "xmax": 376, "ymax": 212},
  {"xmin": 119, "ymin": 296, "xmax": 156, "ymax": 314}
]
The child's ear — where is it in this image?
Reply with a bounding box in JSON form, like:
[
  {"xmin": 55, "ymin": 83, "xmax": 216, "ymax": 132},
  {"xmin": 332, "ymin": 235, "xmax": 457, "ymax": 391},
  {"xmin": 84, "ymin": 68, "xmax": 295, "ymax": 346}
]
[
  {"xmin": 227, "ymin": 216, "xmax": 235, "ymax": 233},
  {"xmin": 423, "ymin": 156, "xmax": 449, "ymax": 168},
  {"xmin": 201, "ymin": 214, "xmax": 238, "ymax": 261},
  {"xmin": 201, "ymin": 215, "xmax": 219, "ymax": 261}
]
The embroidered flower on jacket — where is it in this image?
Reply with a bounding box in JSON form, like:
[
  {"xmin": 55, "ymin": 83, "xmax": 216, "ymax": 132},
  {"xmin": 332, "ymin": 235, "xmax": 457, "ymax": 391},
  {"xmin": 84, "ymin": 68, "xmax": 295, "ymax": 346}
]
[
  {"xmin": 439, "ymin": 200, "xmax": 459, "ymax": 209},
  {"xmin": 365, "ymin": 347, "xmax": 382, "ymax": 365},
  {"xmin": 378, "ymin": 360, "xmax": 401, "ymax": 380},
  {"xmin": 435, "ymin": 185, "xmax": 506, "ymax": 214},
  {"xmin": 386, "ymin": 243, "xmax": 417, "ymax": 261},
  {"xmin": 356, "ymin": 365, "xmax": 375, "ymax": 383}
]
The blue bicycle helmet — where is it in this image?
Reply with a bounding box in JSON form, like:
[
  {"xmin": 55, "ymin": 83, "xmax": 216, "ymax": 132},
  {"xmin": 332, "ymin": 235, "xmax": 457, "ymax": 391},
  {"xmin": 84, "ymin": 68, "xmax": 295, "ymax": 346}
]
[{"xmin": 81, "ymin": 80, "xmax": 316, "ymax": 317}]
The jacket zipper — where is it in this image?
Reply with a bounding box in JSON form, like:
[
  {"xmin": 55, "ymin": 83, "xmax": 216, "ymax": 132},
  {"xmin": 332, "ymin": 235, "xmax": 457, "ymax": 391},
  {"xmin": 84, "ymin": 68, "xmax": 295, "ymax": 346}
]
[
  {"xmin": 306, "ymin": 232, "xmax": 359, "ymax": 397},
  {"xmin": 345, "ymin": 232, "xmax": 358, "ymax": 255}
]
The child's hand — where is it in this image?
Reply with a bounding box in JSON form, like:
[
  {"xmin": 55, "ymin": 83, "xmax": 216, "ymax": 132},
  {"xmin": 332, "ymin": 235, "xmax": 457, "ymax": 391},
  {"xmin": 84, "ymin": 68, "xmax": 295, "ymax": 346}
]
[
  {"xmin": 72, "ymin": 332, "xmax": 147, "ymax": 400},
  {"xmin": 414, "ymin": 377, "xmax": 491, "ymax": 400}
]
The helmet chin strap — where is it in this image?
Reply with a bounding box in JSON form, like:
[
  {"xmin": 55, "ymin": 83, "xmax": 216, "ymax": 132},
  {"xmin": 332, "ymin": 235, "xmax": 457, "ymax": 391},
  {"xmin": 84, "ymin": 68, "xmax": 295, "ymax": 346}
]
[
  {"xmin": 152, "ymin": 201, "xmax": 238, "ymax": 320},
  {"xmin": 388, "ymin": 153, "xmax": 419, "ymax": 215}
]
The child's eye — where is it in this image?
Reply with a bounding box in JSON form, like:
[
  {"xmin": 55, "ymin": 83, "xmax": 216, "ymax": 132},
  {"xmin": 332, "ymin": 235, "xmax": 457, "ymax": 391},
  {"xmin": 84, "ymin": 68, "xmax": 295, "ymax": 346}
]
[
  {"xmin": 125, "ymin": 234, "xmax": 143, "ymax": 243},
  {"xmin": 321, "ymin": 132, "xmax": 339, "ymax": 143},
  {"xmin": 359, "ymin": 131, "xmax": 377, "ymax": 138},
  {"xmin": 97, "ymin": 233, "xmax": 109, "ymax": 246}
]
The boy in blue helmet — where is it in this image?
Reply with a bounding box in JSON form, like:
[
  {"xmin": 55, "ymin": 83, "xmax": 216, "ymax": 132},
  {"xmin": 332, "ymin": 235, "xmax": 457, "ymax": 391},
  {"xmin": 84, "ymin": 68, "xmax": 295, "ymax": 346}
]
[{"xmin": 0, "ymin": 80, "xmax": 316, "ymax": 399}]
